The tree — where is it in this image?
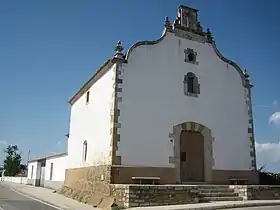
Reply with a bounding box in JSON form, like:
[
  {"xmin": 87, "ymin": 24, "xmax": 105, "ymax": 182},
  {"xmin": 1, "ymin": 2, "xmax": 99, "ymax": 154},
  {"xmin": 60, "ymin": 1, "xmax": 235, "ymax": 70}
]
[
  {"xmin": 3, "ymin": 145, "xmax": 22, "ymax": 176},
  {"xmin": 20, "ymin": 164, "xmax": 27, "ymax": 171}
]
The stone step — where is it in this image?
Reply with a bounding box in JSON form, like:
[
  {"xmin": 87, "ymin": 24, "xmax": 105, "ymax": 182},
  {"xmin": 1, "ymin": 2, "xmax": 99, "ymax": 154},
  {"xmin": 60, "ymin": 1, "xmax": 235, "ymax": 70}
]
[
  {"xmin": 198, "ymin": 188, "xmax": 235, "ymax": 193},
  {"xmin": 181, "ymin": 182, "xmax": 212, "ymax": 185},
  {"xmin": 199, "ymin": 192, "xmax": 239, "ymax": 197},
  {"xmin": 200, "ymin": 196, "xmax": 243, "ymax": 202},
  {"xmin": 196, "ymin": 185, "xmax": 232, "ymax": 189}
]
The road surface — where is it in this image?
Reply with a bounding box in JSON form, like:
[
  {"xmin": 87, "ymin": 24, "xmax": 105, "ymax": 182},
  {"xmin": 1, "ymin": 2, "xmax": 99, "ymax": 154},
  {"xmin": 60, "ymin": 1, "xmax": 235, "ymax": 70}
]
[{"xmin": 0, "ymin": 183, "xmax": 61, "ymax": 210}]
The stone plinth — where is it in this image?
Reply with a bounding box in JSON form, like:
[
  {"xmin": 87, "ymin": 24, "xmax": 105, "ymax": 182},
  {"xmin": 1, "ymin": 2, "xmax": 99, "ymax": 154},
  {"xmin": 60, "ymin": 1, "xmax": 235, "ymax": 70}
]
[{"xmin": 230, "ymin": 185, "xmax": 280, "ymax": 200}]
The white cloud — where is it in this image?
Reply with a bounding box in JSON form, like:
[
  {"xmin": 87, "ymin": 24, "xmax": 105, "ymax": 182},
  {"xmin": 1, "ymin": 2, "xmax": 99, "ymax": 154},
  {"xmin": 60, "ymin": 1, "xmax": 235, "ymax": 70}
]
[
  {"xmin": 272, "ymin": 100, "xmax": 278, "ymax": 106},
  {"xmin": 255, "ymin": 141, "xmax": 280, "ymax": 168},
  {"xmin": 269, "ymin": 112, "xmax": 280, "ymax": 125},
  {"xmin": 0, "ymin": 141, "xmax": 7, "ymax": 145},
  {"xmin": 254, "ymin": 100, "xmax": 278, "ymax": 108}
]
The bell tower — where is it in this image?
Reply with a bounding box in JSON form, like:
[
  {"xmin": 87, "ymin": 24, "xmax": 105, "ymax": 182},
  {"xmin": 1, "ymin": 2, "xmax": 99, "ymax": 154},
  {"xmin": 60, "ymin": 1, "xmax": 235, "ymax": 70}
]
[
  {"xmin": 163, "ymin": 5, "xmax": 213, "ymax": 44},
  {"xmin": 174, "ymin": 5, "xmax": 203, "ymax": 35}
]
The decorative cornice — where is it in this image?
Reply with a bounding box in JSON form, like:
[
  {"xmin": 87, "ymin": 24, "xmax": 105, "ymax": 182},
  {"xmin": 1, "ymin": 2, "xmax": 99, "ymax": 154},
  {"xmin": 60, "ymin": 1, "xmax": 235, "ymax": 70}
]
[
  {"xmin": 68, "ymin": 59, "xmax": 113, "ymax": 105},
  {"xmin": 113, "ymin": 40, "xmax": 125, "ymax": 61},
  {"xmin": 210, "ymin": 41, "xmax": 249, "ymax": 88},
  {"xmin": 125, "ymin": 29, "xmax": 168, "ymax": 61}
]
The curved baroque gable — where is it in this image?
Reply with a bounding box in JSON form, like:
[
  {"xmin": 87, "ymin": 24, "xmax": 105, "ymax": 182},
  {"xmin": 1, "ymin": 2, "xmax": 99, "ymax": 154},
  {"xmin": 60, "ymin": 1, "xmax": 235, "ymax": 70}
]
[
  {"xmin": 210, "ymin": 42, "xmax": 246, "ymax": 87},
  {"xmin": 125, "ymin": 29, "xmax": 168, "ymax": 61},
  {"xmin": 124, "ymin": 26, "xmax": 247, "ymax": 88}
]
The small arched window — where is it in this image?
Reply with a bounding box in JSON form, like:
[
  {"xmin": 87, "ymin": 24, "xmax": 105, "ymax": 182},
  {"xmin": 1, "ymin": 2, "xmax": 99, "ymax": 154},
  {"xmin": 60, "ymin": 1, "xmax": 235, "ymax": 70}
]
[
  {"xmin": 184, "ymin": 72, "xmax": 200, "ymax": 97},
  {"xmin": 82, "ymin": 140, "xmax": 88, "ymax": 162},
  {"xmin": 184, "ymin": 48, "xmax": 197, "ymax": 64}
]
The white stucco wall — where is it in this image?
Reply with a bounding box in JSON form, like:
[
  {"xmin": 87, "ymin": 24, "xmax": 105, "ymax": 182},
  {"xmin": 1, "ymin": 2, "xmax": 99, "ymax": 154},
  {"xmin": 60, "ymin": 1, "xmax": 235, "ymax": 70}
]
[
  {"xmin": 67, "ymin": 64, "xmax": 116, "ymax": 169},
  {"xmin": 2, "ymin": 176, "xmax": 28, "ymax": 184},
  {"xmin": 44, "ymin": 154, "xmax": 67, "ymax": 181},
  {"xmin": 27, "ymin": 161, "xmax": 38, "ymax": 179},
  {"xmin": 118, "ymin": 31, "xmax": 251, "ymax": 171}
]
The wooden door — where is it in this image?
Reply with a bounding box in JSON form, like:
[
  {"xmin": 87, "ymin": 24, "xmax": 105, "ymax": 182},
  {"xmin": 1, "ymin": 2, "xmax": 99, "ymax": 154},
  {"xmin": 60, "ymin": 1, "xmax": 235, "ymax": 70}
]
[{"xmin": 180, "ymin": 131, "xmax": 204, "ymax": 182}]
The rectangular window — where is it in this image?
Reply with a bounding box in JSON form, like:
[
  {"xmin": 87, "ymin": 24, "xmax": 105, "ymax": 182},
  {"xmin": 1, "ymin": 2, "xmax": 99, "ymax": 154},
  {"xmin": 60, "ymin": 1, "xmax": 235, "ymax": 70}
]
[
  {"xmin": 180, "ymin": 152, "xmax": 187, "ymax": 162},
  {"xmin": 31, "ymin": 165, "xmax": 34, "ymax": 179},
  {"xmin": 116, "ymin": 78, "xmax": 123, "ymax": 84},
  {"xmin": 86, "ymin": 91, "xmax": 90, "ymax": 104},
  {"xmin": 50, "ymin": 163, "xmax": 54, "ymax": 180}
]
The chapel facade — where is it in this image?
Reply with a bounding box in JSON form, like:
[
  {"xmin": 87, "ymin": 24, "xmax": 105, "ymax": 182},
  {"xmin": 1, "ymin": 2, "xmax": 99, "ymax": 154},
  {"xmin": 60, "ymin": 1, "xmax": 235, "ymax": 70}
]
[{"xmin": 65, "ymin": 5, "xmax": 258, "ymax": 188}]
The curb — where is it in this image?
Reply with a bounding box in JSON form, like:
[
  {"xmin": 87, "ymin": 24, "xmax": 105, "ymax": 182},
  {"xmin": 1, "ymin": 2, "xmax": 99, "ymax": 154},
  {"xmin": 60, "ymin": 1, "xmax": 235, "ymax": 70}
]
[
  {"xmin": 170, "ymin": 202, "xmax": 280, "ymax": 210},
  {"xmin": 2, "ymin": 183, "xmax": 69, "ymax": 210},
  {"xmin": 129, "ymin": 201, "xmax": 280, "ymax": 210}
]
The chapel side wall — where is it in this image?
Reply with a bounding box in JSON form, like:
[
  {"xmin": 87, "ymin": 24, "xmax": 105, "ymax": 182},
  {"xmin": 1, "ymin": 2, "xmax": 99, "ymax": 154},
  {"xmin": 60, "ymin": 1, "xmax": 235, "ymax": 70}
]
[
  {"xmin": 67, "ymin": 64, "xmax": 116, "ymax": 169},
  {"xmin": 65, "ymin": 64, "xmax": 116, "ymax": 188},
  {"xmin": 44, "ymin": 155, "xmax": 67, "ymax": 189},
  {"xmin": 117, "ymin": 32, "xmax": 251, "ymax": 173}
]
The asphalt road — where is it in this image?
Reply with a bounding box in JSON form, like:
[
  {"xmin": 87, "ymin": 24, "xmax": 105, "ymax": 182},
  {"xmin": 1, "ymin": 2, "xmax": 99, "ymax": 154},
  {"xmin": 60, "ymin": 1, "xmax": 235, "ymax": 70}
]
[
  {"xmin": 225, "ymin": 207, "xmax": 280, "ymax": 210},
  {"xmin": 0, "ymin": 183, "xmax": 60, "ymax": 210}
]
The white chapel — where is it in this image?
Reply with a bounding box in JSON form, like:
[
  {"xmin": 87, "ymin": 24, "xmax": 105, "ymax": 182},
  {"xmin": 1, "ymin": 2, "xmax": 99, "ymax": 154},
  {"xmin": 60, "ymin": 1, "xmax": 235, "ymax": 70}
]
[{"xmin": 27, "ymin": 5, "xmax": 258, "ymax": 188}]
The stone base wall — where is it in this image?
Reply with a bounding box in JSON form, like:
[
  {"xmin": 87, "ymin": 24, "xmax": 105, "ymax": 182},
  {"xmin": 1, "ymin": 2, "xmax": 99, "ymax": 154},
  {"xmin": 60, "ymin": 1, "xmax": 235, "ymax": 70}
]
[
  {"xmin": 64, "ymin": 164, "xmax": 259, "ymax": 186},
  {"xmin": 64, "ymin": 165, "xmax": 111, "ymax": 189},
  {"xmin": 230, "ymin": 185, "xmax": 280, "ymax": 200},
  {"xmin": 111, "ymin": 166, "xmax": 175, "ymax": 184},
  {"xmin": 59, "ymin": 165, "xmax": 114, "ymax": 208},
  {"xmin": 111, "ymin": 167, "xmax": 259, "ymax": 185}
]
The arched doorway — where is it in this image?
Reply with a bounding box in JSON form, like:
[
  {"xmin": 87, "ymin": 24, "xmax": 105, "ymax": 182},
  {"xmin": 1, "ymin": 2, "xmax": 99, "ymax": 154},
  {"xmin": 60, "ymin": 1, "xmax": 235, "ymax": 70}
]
[{"xmin": 172, "ymin": 122, "xmax": 214, "ymax": 183}]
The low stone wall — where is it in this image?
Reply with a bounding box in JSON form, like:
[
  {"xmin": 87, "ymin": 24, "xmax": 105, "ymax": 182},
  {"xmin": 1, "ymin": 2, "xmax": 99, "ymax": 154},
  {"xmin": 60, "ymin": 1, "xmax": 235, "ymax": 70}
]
[
  {"xmin": 58, "ymin": 184, "xmax": 280, "ymax": 208},
  {"xmin": 230, "ymin": 185, "xmax": 280, "ymax": 200},
  {"xmin": 110, "ymin": 184, "xmax": 129, "ymax": 208},
  {"xmin": 58, "ymin": 184, "xmax": 199, "ymax": 208},
  {"xmin": 111, "ymin": 185, "xmax": 199, "ymax": 208}
]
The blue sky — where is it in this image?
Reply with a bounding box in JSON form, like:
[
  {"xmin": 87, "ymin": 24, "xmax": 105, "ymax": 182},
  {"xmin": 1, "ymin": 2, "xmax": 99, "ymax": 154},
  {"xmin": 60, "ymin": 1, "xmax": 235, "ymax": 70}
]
[{"xmin": 0, "ymin": 0, "xmax": 279, "ymax": 171}]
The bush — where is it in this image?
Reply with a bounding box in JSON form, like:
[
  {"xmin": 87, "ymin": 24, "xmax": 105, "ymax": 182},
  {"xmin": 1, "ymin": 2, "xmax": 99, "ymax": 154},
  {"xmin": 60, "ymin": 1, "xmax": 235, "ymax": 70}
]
[{"xmin": 258, "ymin": 165, "xmax": 280, "ymax": 185}]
